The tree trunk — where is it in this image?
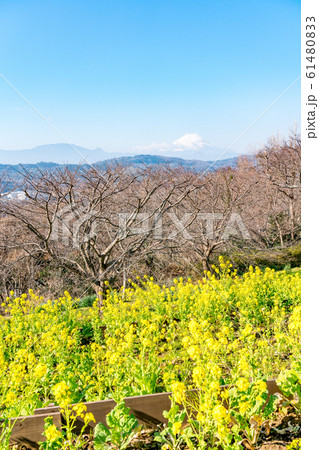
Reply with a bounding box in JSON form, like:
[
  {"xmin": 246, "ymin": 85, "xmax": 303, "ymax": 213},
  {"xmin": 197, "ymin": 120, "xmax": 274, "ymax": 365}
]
[
  {"xmin": 92, "ymin": 279, "xmax": 108, "ymax": 308},
  {"xmin": 289, "ymin": 195, "xmax": 295, "ymax": 241},
  {"xmin": 274, "ymin": 218, "xmax": 284, "ymax": 247},
  {"xmin": 202, "ymin": 257, "xmax": 210, "ymax": 273}
]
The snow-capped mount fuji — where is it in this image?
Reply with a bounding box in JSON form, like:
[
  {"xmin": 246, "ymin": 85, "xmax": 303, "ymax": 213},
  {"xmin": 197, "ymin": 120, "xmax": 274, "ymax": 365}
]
[{"xmin": 131, "ymin": 133, "xmax": 238, "ymax": 161}]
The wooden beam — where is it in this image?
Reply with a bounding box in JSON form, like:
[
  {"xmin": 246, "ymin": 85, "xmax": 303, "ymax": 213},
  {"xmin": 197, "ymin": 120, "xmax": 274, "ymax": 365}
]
[
  {"xmin": 7, "ymin": 380, "xmax": 282, "ymax": 444},
  {"xmin": 9, "ymin": 412, "xmax": 61, "ymax": 448}
]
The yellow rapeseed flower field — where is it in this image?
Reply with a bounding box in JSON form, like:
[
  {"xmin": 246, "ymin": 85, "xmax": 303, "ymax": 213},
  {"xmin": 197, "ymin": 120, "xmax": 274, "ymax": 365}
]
[{"xmin": 0, "ymin": 259, "xmax": 301, "ymax": 449}]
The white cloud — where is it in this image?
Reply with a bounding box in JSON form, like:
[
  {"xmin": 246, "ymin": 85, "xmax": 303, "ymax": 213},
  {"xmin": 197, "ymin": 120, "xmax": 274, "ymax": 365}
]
[
  {"xmin": 132, "ymin": 133, "xmax": 211, "ymax": 153},
  {"xmin": 129, "ymin": 133, "xmax": 239, "ymax": 161},
  {"xmin": 172, "ymin": 133, "xmax": 209, "ymax": 150}
]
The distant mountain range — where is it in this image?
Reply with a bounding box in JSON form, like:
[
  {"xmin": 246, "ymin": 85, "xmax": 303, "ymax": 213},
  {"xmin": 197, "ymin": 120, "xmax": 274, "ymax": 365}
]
[
  {"xmin": 97, "ymin": 154, "xmax": 239, "ymax": 170},
  {"xmin": 0, "ymin": 144, "xmax": 123, "ymax": 165},
  {"xmin": 0, "ymin": 153, "xmax": 241, "ymax": 193},
  {"xmin": 0, "ymin": 143, "xmax": 238, "ymax": 165}
]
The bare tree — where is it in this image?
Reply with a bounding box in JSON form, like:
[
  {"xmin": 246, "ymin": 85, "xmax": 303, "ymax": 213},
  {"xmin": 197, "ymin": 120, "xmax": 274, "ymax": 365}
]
[
  {"xmin": 256, "ymin": 132, "xmax": 301, "ymax": 243},
  {"xmin": 2, "ymin": 164, "xmax": 195, "ymax": 299},
  {"xmin": 180, "ymin": 164, "xmax": 256, "ymax": 271}
]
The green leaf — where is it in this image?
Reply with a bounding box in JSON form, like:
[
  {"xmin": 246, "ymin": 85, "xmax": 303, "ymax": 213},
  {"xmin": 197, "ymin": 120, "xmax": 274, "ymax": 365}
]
[
  {"xmin": 263, "ymin": 394, "xmax": 276, "ymax": 417},
  {"xmin": 154, "ymin": 433, "xmax": 166, "ymax": 443},
  {"xmin": 93, "ymin": 423, "xmax": 112, "ymax": 450}
]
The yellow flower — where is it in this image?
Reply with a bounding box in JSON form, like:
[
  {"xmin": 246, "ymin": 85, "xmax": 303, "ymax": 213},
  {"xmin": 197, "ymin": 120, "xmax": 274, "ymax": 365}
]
[
  {"xmin": 209, "ymin": 364, "xmax": 222, "ymax": 378},
  {"xmin": 52, "ymin": 381, "xmax": 71, "ymax": 408},
  {"xmin": 73, "ymin": 402, "xmax": 87, "ymax": 416},
  {"xmin": 5, "ymin": 391, "xmax": 16, "ymax": 405},
  {"xmin": 254, "ymin": 380, "xmax": 267, "ymax": 394},
  {"xmin": 239, "ymin": 401, "xmax": 250, "ymax": 415},
  {"xmin": 210, "ymin": 381, "xmax": 220, "ymax": 392},
  {"xmin": 84, "ymin": 412, "xmax": 96, "ymax": 424},
  {"xmin": 171, "ymin": 381, "xmax": 186, "ymax": 404},
  {"xmin": 188, "ymin": 345, "xmax": 201, "ymax": 359},
  {"xmin": 236, "ymin": 378, "xmax": 250, "ymax": 392},
  {"xmin": 44, "ymin": 424, "xmax": 61, "ymax": 442},
  {"xmin": 242, "ymin": 324, "xmax": 253, "ymax": 338},
  {"xmin": 212, "ymin": 405, "xmax": 228, "ymax": 423},
  {"xmin": 287, "ymin": 438, "xmax": 301, "ymax": 450},
  {"xmin": 171, "ymin": 421, "xmax": 182, "ymax": 435},
  {"xmin": 217, "ymin": 424, "xmax": 228, "ymax": 441},
  {"xmin": 162, "ymin": 445, "xmax": 170, "ymax": 450},
  {"xmin": 193, "ymin": 366, "xmax": 206, "ymax": 388},
  {"xmin": 238, "ymin": 357, "xmax": 250, "ymax": 376},
  {"xmin": 34, "ymin": 363, "xmax": 47, "ymax": 379}
]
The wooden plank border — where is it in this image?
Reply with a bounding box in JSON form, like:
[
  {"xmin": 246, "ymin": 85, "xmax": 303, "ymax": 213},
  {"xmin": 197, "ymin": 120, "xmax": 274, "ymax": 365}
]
[
  {"xmin": 9, "ymin": 412, "xmax": 61, "ymax": 449},
  {"xmin": 7, "ymin": 380, "xmax": 282, "ymax": 447}
]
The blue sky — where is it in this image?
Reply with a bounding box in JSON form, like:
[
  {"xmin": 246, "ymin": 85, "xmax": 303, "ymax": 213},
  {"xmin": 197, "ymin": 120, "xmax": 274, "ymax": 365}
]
[{"xmin": 0, "ymin": 0, "xmax": 300, "ymax": 155}]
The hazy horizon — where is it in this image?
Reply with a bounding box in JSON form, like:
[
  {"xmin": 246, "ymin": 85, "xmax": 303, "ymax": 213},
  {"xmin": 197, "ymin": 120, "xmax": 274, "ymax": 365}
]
[{"xmin": 0, "ymin": 139, "xmax": 241, "ymax": 165}]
